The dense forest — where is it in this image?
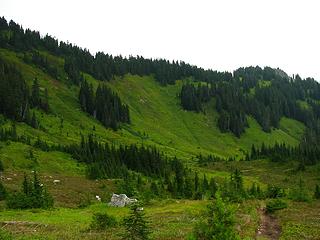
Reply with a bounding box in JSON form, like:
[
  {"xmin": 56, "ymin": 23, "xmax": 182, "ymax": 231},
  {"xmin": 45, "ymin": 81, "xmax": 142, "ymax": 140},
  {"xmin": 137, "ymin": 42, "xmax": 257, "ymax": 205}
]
[
  {"xmin": 179, "ymin": 67, "xmax": 320, "ymax": 149},
  {"xmin": 79, "ymin": 80, "xmax": 130, "ymax": 130},
  {"xmin": 0, "ymin": 57, "xmax": 47, "ymax": 129}
]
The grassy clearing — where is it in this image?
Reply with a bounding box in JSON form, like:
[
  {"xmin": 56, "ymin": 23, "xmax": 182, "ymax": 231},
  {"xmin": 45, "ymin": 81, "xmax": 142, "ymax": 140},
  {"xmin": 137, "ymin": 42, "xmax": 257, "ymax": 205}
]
[
  {"xmin": 205, "ymin": 159, "xmax": 320, "ymax": 194},
  {"xmin": 0, "ymin": 199, "xmax": 262, "ymax": 240},
  {"xmin": 278, "ymin": 201, "xmax": 320, "ymax": 240},
  {"xmin": 0, "ymin": 142, "xmax": 84, "ymax": 176},
  {"xmin": 109, "ymin": 75, "xmax": 304, "ymax": 160}
]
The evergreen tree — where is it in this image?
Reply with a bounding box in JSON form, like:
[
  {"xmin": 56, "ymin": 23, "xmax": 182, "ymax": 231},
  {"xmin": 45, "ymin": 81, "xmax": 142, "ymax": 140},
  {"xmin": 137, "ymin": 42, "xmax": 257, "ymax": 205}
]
[
  {"xmin": 31, "ymin": 77, "xmax": 41, "ymax": 108},
  {"xmin": 22, "ymin": 173, "xmax": 31, "ymax": 195},
  {"xmin": 289, "ymin": 178, "xmax": 310, "ymax": 202},
  {"xmin": 42, "ymin": 88, "xmax": 50, "ymax": 112},
  {"xmin": 315, "ymin": 184, "xmax": 320, "ymax": 199},
  {"xmin": 221, "ymin": 169, "xmax": 246, "ymax": 202},
  {"xmin": 0, "ymin": 57, "xmax": 29, "ymax": 121},
  {"xmin": 6, "ymin": 171, "xmax": 53, "ymax": 209},
  {"xmin": 202, "ymin": 174, "xmax": 209, "ymax": 192},
  {"xmin": 150, "ymin": 181, "xmax": 159, "ymax": 196},
  {"xmin": 0, "ymin": 181, "xmax": 6, "ymax": 200},
  {"xmin": 184, "ymin": 176, "xmax": 194, "ymax": 199},
  {"xmin": 209, "ymin": 178, "xmax": 218, "ymax": 198},
  {"xmin": 31, "ymin": 112, "xmax": 38, "ymax": 129},
  {"xmin": 194, "ymin": 172, "xmax": 199, "ymax": 193},
  {"xmin": 122, "ymin": 203, "xmax": 151, "ymax": 240},
  {"xmin": 0, "ymin": 159, "xmax": 3, "ymax": 172},
  {"xmin": 192, "ymin": 191, "xmax": 240, "ymax": 240},
  {"xmin": 79, "ymin": 83, "xmax": 130, "ymax": 130}
]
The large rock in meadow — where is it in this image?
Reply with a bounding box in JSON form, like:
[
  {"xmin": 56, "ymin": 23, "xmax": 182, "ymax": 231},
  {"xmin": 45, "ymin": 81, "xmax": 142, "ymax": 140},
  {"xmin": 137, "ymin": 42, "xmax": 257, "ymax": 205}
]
[{"xmin": 108, "ymin": 193, "xmax": 137, "ymax": 207}]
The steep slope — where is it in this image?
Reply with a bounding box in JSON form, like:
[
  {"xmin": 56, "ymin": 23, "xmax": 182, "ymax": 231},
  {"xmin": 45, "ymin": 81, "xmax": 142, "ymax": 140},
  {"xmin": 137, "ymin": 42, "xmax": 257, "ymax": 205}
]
[{"xmin": 0, "ymin": 48, "xmax": 305, "ymax": 163}]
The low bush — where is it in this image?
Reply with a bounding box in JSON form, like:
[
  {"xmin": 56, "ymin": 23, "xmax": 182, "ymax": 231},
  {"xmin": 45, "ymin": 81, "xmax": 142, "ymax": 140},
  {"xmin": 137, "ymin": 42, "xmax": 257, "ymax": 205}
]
[
  {"xmin": 90, "ymin": 212, "xmax": 117, "ymax": 230},
  {"xmin": 265, "ymin": 185, "xmax": 286, "ymax": 199},
  {"xmin": 266, "ymin": 199, "xmax": 288, "ymax": 213}
]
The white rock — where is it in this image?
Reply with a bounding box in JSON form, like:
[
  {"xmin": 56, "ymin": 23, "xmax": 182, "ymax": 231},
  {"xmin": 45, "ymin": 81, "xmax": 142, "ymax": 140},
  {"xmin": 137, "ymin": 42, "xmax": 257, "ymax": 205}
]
[{"xmin": 108, "ymin": 193, "xmax": 137, "ymax": 207}]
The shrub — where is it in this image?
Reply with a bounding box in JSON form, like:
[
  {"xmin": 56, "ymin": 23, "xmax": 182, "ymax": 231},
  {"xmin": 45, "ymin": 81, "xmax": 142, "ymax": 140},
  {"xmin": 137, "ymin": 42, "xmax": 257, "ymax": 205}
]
[
  {"xmin": 266, "ymin": 199, "xmax": 288, "ymax": 213},
  {"xmin": 90, "ymin": 212, "xmax": 117, "ymax": 230},
  {"xmin": 265, "ymin": 185, "xmax": 286, "ymax": 198},
  {"xmin": 78, "ymin": 194, "xmax": 92, "ymax": 208}
]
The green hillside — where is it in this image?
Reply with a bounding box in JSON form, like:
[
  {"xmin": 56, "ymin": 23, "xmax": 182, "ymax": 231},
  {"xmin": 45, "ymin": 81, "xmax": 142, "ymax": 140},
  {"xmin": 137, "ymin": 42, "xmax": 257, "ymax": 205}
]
[
  {"xmin": 0, "ymin": 48, "xmax": 305, "ymax": 164},
  {"xmin": 1, "ymin": 37, "xmax": 319, "ymax": 240}
]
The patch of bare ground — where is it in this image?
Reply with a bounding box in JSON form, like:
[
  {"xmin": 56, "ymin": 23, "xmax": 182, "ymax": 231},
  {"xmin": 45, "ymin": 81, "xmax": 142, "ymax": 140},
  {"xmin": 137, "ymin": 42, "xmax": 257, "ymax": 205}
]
[{"xmin": 256, "ymin": 208, "xmax": 281, "ymax": 240}]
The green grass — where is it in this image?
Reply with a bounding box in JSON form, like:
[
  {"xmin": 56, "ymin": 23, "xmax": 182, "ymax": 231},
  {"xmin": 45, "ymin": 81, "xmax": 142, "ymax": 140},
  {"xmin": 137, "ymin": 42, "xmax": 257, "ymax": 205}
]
[
  {"xmin": 297, "ymin": 100, "xmax": 311, "ymax": 110},
  {"xmin": 278, "ymin": 201, "xmax": 320, "ymax": 240},
  {"xmin": 206, "ymin": 159, "xmax": 320, "ymax": 194},
  {"xmin": 0, "ymin": 141, "xmax": 84, "ymax": 175},
  {"xmin": 0, "ymin": 199, "xmax": 262, "ymax": 240},
  {"xmin": 109, "ymin": 75, "xmax": 304, "ymax": 160}
]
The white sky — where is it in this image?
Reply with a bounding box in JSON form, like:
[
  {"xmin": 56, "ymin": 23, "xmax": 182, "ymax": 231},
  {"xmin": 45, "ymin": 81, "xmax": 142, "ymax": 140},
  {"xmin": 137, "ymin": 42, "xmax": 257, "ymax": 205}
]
[{"xmin": 1, "ymin": 0, "xmax": 320, "ymax": 80}]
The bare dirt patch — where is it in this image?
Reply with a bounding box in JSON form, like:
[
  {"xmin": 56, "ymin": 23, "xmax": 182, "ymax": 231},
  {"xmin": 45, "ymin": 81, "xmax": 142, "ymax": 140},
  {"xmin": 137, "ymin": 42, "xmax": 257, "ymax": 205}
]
[{"xmin": 256, "ymin": 208, "xmax": 281, "ymax": 240}]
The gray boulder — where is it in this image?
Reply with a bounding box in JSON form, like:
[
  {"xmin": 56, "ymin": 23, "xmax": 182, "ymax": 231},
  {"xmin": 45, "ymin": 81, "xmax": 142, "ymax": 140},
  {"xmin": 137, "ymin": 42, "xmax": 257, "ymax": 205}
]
[{"xmin": 108, "ymin": 193, "xmax": 137, "ymax": 207}]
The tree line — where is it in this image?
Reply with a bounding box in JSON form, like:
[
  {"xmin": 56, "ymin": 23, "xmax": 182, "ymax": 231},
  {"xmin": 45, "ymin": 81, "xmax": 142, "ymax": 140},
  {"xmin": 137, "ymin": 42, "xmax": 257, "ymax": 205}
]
[
  {"xmin": 248, "ymin": 142, "xmax": 320, "ymax": 166},
  {"xmin": 0, "ymin": 17, "xmax": 232, "ymax": 86}
]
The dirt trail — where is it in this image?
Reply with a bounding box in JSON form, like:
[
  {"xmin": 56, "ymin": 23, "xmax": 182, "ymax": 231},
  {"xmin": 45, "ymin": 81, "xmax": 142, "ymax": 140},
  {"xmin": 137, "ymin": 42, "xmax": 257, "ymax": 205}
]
[{"xmin": 256, "ymin": 208, "xmax": 281, "ymax": 240}]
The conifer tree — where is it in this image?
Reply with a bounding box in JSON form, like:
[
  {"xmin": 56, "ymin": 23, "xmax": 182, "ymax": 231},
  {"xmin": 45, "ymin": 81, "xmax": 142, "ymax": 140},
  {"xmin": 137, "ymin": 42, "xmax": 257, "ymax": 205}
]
[
  {"xmin": 194, "ymin": 172, "xmax": 199, "ymax": 193},
  {"xmin": 122, "ymin": 203, "xmax": 151, "ymax": 240},
  {"xmin": 31, "ymin": 112, "xmax": 38, "ymax": 129},
  {"xmin": 7, "ymin": 172, "xmax": 53, "ymax": 209},
  {"xmin": 314, "ymin": 184, "xmax": 320, "ymax": 199},
  {"xmin": 184, "ymin": 176, "xmax": 194, "ymax": 198},
  {"xmin": 192, "ymin": 191, "xmax": 240, "ymax": 240},
  {"xmin": 0, "ymin": 181, "xmax": 6, "ymax": 200},
  {"xmin": 202, "ymin": 174, "xmax": 209, "ymax": 192},
  {"xmin": 22, "ymin": 173, "xmax": 31, "ymax": 195},
  {"xmin": 209, "ymin": 178, "xmax": 218, "ymax": 198},
  {"xmin": 31, "ymin": 77, "xmax": 40, "ymax": 108},
  {"xmin": 0, "ymin": 159, "xmax": 3, "ymax": 172},
  {"xmin": 42, "ymin": 88, "xmax": 49, "ymax": 112}
]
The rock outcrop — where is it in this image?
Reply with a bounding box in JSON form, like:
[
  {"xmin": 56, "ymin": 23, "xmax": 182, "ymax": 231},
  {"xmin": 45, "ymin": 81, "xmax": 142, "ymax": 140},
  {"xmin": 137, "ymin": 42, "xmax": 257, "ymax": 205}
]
[{"xmin": 108, "ymin": 193, "xmax": 137, "ymax": 207}]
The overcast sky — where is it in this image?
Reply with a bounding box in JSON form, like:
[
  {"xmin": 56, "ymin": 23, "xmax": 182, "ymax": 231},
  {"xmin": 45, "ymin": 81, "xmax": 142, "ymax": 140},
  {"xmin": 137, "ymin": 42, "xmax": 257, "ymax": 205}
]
[{"xmin": 1, "ymin": 0, "xmax": 319, "ymax": 80}]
